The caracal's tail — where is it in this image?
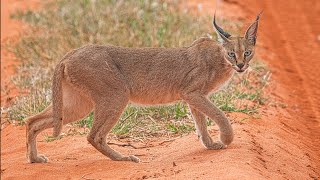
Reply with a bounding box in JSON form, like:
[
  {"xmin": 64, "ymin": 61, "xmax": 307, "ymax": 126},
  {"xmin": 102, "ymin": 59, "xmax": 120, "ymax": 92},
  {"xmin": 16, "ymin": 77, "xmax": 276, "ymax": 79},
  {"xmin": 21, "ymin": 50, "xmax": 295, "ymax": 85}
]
[{"xmin": 52, "ymin": 62, "xmax": 65, "ymax": 137}]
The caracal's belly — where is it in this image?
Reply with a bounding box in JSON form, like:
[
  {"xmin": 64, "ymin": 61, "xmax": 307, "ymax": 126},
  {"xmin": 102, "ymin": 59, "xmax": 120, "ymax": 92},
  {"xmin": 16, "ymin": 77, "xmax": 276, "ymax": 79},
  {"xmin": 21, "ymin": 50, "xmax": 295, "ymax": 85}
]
[{"xmin": 129, "ymin": 89, "xmax": 181, "ymax": 105}]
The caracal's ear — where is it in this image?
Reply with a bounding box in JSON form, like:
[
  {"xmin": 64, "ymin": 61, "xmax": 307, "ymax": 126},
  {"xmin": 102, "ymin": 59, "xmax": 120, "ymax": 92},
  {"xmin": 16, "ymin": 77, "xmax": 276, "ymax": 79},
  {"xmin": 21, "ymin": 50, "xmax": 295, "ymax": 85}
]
[
  {"xmin": 213, "ymin": 12, "xmax": 231, "ymax": 44},
  {"xmin": 245, "ymin": 11, "xmax": 262, "ymax": 45}
]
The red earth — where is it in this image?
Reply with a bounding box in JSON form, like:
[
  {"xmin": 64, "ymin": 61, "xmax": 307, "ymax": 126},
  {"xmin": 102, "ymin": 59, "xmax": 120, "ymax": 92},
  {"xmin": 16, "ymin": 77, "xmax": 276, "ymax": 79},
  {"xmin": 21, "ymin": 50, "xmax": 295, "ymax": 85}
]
[{"xmin": 1, "ymin": 0, "xmax": 319, "ymax": 179}]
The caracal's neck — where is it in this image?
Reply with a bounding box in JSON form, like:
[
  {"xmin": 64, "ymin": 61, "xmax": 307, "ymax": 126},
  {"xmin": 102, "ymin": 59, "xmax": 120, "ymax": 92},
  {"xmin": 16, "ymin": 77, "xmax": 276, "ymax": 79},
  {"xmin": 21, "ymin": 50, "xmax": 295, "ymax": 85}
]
[
  {"xmin": 187, "ymin": 37, "xmax": 235, "ymax": 93},
  {"xmin": 188, "ymin": 37, "xmax": 233, "ymax": 71}
]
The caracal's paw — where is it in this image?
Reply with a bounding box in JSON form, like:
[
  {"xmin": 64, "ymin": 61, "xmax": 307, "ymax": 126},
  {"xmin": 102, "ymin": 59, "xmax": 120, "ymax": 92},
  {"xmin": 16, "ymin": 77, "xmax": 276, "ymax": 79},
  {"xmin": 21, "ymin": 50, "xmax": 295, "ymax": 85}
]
[
  {"xmin": 201, "ymin": 136, "xmax": 226, "ymax": 150},
  {"xmin": 220, "ymin": 132, "xmax": 234, "ymax": 145},
  {"xmin": 28, "ymin": 154, "xmax": 49, "ymax": 163},
  {"xmin": 115, "ymin": 155, "xmax": 140, "ymax": 163},
  {"xmin": 128, "ymin": 155, "xmax": 140, "ymax": 163},
  {"xmin": 206, "ymin": 141, "xmax": 226, "ymax": 150}
]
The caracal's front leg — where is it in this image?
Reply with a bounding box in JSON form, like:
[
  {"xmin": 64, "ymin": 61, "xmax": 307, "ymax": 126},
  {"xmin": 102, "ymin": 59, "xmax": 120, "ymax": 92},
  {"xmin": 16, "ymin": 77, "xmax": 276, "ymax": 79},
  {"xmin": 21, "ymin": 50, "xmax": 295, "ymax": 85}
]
[
  {"xmin": 189, "ymin": 107, "xmax": 223, "ymax": 149},
  {"xmin": 184, "ymin": 94, "xmax": 233, "ymax": 149}
]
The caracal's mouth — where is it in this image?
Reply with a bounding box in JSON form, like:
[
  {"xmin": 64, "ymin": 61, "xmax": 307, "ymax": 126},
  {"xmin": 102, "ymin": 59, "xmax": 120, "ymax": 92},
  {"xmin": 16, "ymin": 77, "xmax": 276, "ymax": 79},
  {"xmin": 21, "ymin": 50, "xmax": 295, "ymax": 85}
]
[{"xmin": 232, "ymin": 66, "xmax": 247, "ymax": 73}]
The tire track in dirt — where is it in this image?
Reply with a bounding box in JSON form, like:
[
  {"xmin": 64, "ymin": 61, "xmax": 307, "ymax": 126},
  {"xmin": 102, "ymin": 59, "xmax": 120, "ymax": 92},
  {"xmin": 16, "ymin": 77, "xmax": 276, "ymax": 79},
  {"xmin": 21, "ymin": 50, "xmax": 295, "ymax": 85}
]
[
  {"xmin": 263, "ymin": 0, "xmax": 320, "ymax": 128},
  {"xmin": 236, "ymin": 0, "xmax": 320, "ymax": 173}
]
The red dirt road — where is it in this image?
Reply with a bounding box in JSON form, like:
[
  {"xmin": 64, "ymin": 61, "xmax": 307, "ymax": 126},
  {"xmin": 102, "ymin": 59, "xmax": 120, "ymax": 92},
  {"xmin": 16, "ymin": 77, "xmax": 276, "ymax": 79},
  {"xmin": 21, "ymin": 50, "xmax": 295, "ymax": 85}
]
[
  {"xmin": 239, "ymin": 0, "xmax": 320, "ymax": 170},
  {"xmin": 239, "ymin": 0, "xmax": 320, "ymax": 148},
  {"xmin": 1, "ymin": 0, "xmax": 320, "ymax": 179}
]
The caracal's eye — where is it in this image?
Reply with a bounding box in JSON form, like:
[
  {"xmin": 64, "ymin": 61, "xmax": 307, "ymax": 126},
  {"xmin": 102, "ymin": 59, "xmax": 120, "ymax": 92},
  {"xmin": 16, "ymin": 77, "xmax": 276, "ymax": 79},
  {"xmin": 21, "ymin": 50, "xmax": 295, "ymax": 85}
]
[
  {"xmin": 228, "ymin": 52, "xmax": 235, "ymax": 58},
  {"xmin": 244, "ymin": 50, "xmax": 251, "ymax": 56}
]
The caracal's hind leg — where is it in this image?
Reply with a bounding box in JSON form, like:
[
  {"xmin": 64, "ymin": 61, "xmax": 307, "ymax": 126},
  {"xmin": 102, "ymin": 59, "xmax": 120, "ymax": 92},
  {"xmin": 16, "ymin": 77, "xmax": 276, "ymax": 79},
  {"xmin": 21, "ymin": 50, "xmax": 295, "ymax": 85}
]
[
  {"xmin": 26, "ymin": 107, "xmax": 53, "ymax": 163},
  {"xmin": 87, "ymin": 92, "xmax": 139, "ymax": 163},
  {"xmin": 26, "ymin": 82, "xmax": 93, "ymax": 163}
]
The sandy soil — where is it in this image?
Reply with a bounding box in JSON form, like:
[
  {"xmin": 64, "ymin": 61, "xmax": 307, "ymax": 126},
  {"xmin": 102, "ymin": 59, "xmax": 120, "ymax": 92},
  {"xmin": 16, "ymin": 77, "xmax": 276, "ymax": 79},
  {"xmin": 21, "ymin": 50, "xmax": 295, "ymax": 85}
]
[{"xmin": 1, "ymin": 0, "xmax": 319, "ymax": 179}]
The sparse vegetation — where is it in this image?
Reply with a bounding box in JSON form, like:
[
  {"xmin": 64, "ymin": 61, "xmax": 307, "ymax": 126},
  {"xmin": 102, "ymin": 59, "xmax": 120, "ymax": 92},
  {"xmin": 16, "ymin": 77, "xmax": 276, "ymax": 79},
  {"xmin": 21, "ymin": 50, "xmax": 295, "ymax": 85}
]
[
  {"xmin": 43, "ymin": 134, "xmax": 62, "ymax": 142},
  {"xmin": 5, "ymin": 0, "xmax": 270, "ymax": 138}
]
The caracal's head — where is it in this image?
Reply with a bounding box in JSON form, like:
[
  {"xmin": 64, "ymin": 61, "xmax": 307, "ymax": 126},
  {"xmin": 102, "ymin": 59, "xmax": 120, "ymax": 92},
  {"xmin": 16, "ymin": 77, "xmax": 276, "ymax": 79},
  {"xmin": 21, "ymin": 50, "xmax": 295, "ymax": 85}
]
[{"xmin": 213, "ymin": 12, "xmax": 262, "ymax": 73}]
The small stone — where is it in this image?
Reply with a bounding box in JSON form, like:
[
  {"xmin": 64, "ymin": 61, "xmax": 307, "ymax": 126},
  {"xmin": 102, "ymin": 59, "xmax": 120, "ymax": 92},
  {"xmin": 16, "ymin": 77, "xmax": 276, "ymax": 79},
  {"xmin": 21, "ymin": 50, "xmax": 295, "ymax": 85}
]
[{"xmin": 173, "ymin": 162, "xmax": 177, "ymax": 167}]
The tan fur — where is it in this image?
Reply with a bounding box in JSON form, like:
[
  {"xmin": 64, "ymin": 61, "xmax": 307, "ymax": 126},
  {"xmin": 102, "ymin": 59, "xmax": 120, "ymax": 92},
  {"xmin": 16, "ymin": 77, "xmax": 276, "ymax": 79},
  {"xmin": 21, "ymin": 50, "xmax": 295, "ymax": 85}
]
[{"xmin": 25, "ymin": 15, "xmax": 260, "ymax": 163}]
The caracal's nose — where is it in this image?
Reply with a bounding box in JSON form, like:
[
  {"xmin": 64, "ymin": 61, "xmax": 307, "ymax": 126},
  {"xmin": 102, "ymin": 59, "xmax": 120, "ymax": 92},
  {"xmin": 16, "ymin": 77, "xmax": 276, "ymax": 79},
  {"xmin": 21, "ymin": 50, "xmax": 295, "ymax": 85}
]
[{"xmin": 237, "ymin": 63, "xmax": 244, "ymax": 69}]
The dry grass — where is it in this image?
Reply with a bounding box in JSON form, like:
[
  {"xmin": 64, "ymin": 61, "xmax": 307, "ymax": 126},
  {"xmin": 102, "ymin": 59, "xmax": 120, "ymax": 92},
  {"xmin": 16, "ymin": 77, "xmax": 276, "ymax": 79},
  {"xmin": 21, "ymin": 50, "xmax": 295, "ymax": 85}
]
[{"xmin": 4, "ymin": 0, "xmax": 270, "ymax": 138}]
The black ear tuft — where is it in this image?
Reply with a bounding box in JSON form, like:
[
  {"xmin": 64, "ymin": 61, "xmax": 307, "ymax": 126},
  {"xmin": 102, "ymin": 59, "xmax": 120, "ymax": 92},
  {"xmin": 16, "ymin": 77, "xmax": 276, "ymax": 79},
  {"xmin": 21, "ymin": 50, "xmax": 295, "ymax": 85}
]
[
  {"xmin": 213, "ymin": 11, "xmax": 231, "ymax": 43},
  {"xmin": 213, "ymin": 13, "xmax": 231, "ymax": 38},
  {"xmin": 255, "ymin": 11, "xmax": 263, "ymax": 21}
]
